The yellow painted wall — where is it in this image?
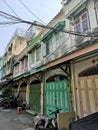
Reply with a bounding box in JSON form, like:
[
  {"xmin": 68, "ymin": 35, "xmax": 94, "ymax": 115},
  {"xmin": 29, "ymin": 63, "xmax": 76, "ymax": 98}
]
[{"xmin": 12, "ymin": 36, "xmax": 27, "ymax": 56}]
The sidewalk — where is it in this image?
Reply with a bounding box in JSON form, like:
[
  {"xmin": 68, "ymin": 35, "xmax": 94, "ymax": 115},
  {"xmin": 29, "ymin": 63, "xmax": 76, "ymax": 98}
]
[{"xmin": 0, "ymin": 107, "xmax": 34, "ymax": 130}]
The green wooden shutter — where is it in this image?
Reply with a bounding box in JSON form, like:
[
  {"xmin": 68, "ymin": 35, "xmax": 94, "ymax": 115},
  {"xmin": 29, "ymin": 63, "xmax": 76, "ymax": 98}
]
[
  {"xmin": 49, "ymin": 38, "xmax": 53, "ymax": 53},
  {"xmin": 42, "ymin": 42, "xmax": 47, "ymax": 57},
  {"xmin": 55, "ymin": 32, "xmax": 60, "ymax": 48}
]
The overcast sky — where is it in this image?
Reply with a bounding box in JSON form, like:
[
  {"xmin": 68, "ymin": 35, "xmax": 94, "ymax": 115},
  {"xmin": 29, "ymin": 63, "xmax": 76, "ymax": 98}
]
[{"xmin": 0, "ymin": 0, "xmax": 62, "ymax": 56}]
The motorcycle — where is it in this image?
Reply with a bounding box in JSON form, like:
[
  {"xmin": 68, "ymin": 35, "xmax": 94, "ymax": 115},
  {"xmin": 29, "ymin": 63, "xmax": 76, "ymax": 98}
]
[{"xmin": 34, "ymin": 108, "xmax": 62, "ymax": 130}]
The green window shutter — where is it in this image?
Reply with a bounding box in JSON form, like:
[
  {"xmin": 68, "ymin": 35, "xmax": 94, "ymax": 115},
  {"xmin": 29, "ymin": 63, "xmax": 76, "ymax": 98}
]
[
  {"xmin": 42, "ymin": 42, "xmax": 47, "ymax": 57},
  {"xmin": 30, "ymin": 50, "xmax": 35, "ymax": 64},
  {"xmin": 36, "ymin": 47, "xmax": 41, "ymax": 62},
  {"xmin": 49, "ymin": 38, "xmax": 53, "ymax": 53},
  {"xmin": 55, "ymin": 32, "xmax": 60, "ymax": 48}
]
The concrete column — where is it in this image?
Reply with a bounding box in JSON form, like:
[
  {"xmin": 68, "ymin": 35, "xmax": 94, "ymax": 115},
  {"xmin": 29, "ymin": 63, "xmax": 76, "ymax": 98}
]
[
  {"xmin": 40, "ymin": 71, "xmax": 46, "ymax": 114},
  {"xmin": 17, "ymin": 83, "xmax": 21, "ymax": 93},
  {"xmin": 26, "ymin": 84, "xmax": 30, "ymax": 106}
]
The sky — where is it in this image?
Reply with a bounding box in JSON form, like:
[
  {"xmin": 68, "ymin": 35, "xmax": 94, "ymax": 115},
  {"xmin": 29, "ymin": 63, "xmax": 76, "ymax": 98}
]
[{"xmin": 0, "ymin": 0, "xmax": 62, "ymax": 56}]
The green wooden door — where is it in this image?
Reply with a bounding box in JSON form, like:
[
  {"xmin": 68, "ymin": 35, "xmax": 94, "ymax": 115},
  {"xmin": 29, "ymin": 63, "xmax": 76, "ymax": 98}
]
[
  {"xmin": 46, "ymin": 80, "xmax": 70, "ymax": 116},
  {"xmin": 29, "ymin": 84, "xmax": 41, "ymax": 113}
]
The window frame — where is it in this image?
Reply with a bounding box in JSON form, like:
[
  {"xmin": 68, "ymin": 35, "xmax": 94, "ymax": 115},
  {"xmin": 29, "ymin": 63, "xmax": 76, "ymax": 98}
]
[
  {"xmin": 46, "ymin": 38, "xmax": 53, "ymax": 55},
  {"xmin": 74, "ymin": 11, "xmax": 89, "ymax": 32},
  {"xmin": 29, "ymin": 46, "xmax": 41, "ymax": 67},
  {"xmin": 95, "ymin": 1, "xmax": 98, "ymax": 24},
  {"xmin": 36, "ymin": 46, "xmax": 41, "ymax": 62},
  {"xmin": 30, "ymin": 50, "xmax": 35, "ymax": 65}
]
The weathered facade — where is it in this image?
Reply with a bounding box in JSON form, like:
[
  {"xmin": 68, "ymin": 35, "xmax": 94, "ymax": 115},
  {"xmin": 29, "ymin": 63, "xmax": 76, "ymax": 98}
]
[
  {"xmin": 1, "ymin": 0, "xmax": 98, "ymax": 119},
  {"xmin": 64, "ymin": 0, "xmax": 98, "ymax": 118},
  {"xmin": 48, "ymin": 0, "xmax": 98, "ymax": 118},
  {"xmin": 0, "ymin": 57, "xmax": 3, "ymax": 81},
  {"xmin": 13, "ymin": 23, "xmax": 43, "ymax": 113},
  {"xmin": 41, "ymin": 9, "xmax": 72, "ymax": 115}
]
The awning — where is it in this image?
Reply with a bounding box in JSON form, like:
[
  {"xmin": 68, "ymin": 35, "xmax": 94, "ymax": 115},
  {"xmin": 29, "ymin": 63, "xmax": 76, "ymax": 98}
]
[{"xmin": 66, "ymin": 0, "xmax": 87, "ymax": 19}]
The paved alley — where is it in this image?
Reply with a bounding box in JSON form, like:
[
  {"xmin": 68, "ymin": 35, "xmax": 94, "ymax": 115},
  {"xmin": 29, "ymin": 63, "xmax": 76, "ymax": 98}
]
[{"xmin": 0, "ymin": 107, "xmax": 34, "ymax": 130}]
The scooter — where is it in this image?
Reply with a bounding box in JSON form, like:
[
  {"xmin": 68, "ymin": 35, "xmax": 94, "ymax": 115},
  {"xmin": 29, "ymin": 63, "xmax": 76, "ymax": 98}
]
[{"xmin": 34, "ymin": 108, "xmax": 62, "ymax": 130}]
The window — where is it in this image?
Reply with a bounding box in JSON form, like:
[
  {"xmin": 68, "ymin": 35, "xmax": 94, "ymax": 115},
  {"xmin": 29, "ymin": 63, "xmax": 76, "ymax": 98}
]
[
  {"xmin": 36, "ymin": 47, "xmax": 41, "ymax": 62},
  {"xmin": 55, "ymin": 33, "xmax": 60, "ymax": 48},
  {"xmin": 74, "ymin": 11, "xmax": 89, "ymax": 32},
  {"xmin": 30, "ymin": 50, "xmax": 35, "ymax": 64},
  {"xmin": 21, "ymin": 60, "xmax": 24, "ymax": 71},
  {"xmin": 46, "ymin": 38, "xmax": 53, "ymax": 55},
  {"xmin": 95, "ymin": 2, "xmax": 98, "ymax": 22},
  {"xmin": 24, "ymin": 57, "xmax": 28, "ymax": 68},
  {"xmin": 15, "ymin": 64, "xmax": 19, "ymax": 75},
  {"xmin": 75, "ymin": 18, "xmax": 81, "ymax": 32},
  {"xmin": 55, "ymin": 32, "xmax": 65, "ymax": 49}
]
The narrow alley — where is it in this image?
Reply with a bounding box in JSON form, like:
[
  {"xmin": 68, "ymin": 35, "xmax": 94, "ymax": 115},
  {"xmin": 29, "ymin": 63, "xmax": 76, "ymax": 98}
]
[{"xmin": 0, "ymin": 108, "xmax": 34, "ymax": 130}]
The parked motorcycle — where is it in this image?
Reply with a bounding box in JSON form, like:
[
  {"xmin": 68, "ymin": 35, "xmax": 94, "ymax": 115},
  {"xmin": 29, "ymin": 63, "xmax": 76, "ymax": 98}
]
[
  {"xmin": 0, "ymin": 95, "xmax": 26, "ymax": 109},
  {"xmin": 34, "ymin": 108, "xmax": 62, "ymax": 130}
]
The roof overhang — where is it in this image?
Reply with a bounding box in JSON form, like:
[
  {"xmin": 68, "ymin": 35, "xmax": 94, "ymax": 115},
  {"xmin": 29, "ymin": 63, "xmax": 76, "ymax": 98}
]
[{"xmin": 66, "ymin": 0, "xmax": 88, "ymax": 19}]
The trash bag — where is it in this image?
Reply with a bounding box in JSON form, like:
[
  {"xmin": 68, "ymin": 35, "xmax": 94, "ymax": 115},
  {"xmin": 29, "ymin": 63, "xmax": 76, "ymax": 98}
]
[{"xmin": 69, "ymin": 112, "xmax": 98, "ymax": 130}]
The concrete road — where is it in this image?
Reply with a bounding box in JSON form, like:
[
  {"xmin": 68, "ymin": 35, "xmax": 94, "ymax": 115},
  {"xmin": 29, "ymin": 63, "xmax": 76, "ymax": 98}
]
[{"xmin": 0, "ymin": 107, "xmax": 34, "ymax": 130}]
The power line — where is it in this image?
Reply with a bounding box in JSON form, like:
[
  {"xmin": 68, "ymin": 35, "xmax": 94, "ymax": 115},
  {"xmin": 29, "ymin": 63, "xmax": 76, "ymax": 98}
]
[
  {"xmin": 0, "ymin": 11, "xmax": 22, "ymax": 21},
  {"xmin": 0, "ymin": 11, "xmax": 87, "ymax": 37},
  {"xmin": 0, "ymin": 11, "xmax": 97, "ymax": 38},
  {"xmin": 2, "ymin": 0, "xmax": 20, "ymax": 18},
  {"xmin": 18, "ymin": 0, "xmax": 46, "ymax": 25},
  {"xmin": 20, "ymin": 20, "xmax": 92, "ymax": 37}
]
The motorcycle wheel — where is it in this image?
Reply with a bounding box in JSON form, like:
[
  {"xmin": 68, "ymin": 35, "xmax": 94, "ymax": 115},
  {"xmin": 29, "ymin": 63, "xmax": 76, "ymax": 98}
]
[
  {"xmin": 46, "ymin": 124, "xmax": 57, "ymax": 130},
  {"xmin": 35, "ymin": 125, "xmax": 44, "ymax": 130}
]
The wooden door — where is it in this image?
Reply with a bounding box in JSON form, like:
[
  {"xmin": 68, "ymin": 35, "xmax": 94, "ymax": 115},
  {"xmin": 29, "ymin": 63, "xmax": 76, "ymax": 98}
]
[{"xmin": 78, "ymin": 76, "xmax": 98, "ymax": 117}]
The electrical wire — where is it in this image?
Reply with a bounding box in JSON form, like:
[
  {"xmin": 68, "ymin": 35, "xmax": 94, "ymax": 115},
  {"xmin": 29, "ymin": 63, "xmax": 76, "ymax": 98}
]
[
  {"xmin": 0, "ymin": 11, "xmax": 22, "ymax": 21},
  {"xmin": 2, "ymin": 0, "xmax": 20, "ymax": 17},
  {"xmin": 0, "ymin": 11, "xmax": 98, "ymax": 38},
  {"xmin": 18, "ymin": 0, "xmax": 46, "ymax": 25},
  {"xmin": 20, "ymin": 19, "xmax": 93, "ymax": 37}
]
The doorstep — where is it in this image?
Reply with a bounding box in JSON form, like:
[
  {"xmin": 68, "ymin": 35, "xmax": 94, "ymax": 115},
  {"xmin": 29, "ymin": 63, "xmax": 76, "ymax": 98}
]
[{"xmin": 26, "ymin": 109, "xmax": 35, "ymax": 115}]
